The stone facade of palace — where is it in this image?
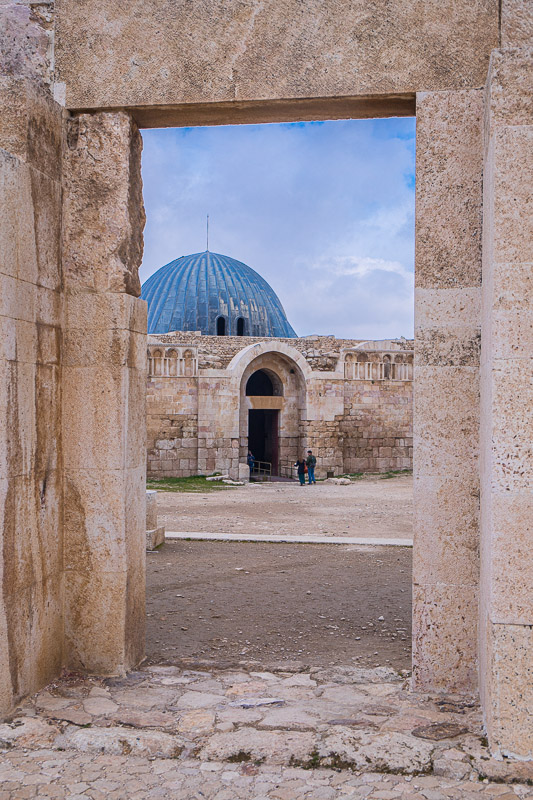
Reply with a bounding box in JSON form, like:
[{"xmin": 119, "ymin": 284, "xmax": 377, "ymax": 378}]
[
  {"xmin": 0, "ymin": 0, "xmax": 531, "ymax": 760},
  {"xmin": 146, "ymin": 334, "xmax": 413, "ymax": 480}
]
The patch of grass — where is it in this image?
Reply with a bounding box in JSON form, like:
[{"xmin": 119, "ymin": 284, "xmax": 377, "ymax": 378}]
[
  {"xmin": 146, "ymin": 475, "xmax": 238, "ymax": 493},
  {"xmin": 290, "ymin": 750, "xmax": 321, "ymax": 770},
  {"xmin": 339, "ymin": 472, "xmax": 364, "ymax": 480}
]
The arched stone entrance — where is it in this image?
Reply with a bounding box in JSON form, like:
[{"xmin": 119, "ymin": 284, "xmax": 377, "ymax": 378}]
[{"xmin": 235, "ymin": 347, "xmax": 307, "ymax": 479}]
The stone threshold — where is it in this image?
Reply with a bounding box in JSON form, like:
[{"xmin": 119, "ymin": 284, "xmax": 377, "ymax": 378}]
[{"xmin": 2, "ymin": 663, "xmax": 532, "ymax": 793}]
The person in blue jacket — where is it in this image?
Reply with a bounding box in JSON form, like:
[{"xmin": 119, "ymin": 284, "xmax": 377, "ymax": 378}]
[
  {"xmin": 306, "ymin": 450, "xmax": 317, "ymax": 484},
  {"xmin": 247, "ymin": 450, "xmax": 255, "ymax": 473}
]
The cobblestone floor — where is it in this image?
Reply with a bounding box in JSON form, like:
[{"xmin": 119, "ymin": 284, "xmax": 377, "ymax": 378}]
[{"xmin": 1, "ymin": 663, "xmax": 532, "ymax": 799}]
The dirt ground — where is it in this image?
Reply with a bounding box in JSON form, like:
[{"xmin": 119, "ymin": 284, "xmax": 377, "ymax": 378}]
[
  {"xmin": 157, "ymin": 473, "xmax": 413, "ymax": 540},
  {"xmin": 146, "ymin": 541, "xmax": 412, "ymax": 671}
]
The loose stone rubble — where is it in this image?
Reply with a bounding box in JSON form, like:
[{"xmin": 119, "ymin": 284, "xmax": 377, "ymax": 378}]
[{"xmin": 2, "ymin": 663, "xmax": 532, "ymax": 798}]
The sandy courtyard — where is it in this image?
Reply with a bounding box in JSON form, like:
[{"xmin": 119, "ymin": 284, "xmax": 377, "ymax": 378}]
[
  {"xmin": 157, "ymin": 473, "xmax": 413, "ymax": 540},
  {"xmin": 147, "ymin": 474, "xmax": 413, "ymax": 670},
  {"xmin": 146, "ymin": 541, "xmax": 412, "ymax": 670}
]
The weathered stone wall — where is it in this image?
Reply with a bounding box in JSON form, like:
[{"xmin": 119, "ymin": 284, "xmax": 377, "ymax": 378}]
[
  {"xmin": 0, "ymin": 6, "xmax": 65, "ymax": 712},
  {"xmin": 146, "ymin": 338, "xmax": 414, "ymax": 480},
  {"xmin": 147, "ymin": 374, "xmax": 198, "ymax": 478},
  {"xmin": 152, "ymin": 332, "xmax": 363, "ymax": 371},
  {"xmin": 342, "ymin": 382, "xmax": 413, "ymax": 474}
]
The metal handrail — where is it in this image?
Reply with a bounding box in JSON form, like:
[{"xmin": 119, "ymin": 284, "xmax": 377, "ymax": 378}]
[
  {"xmin": 278, "ymin": 459, "xmax": 299, "ymax": 480},
  {"xmin": 250, "ymin": 460, "xmax": 272, "ymax": 481}
]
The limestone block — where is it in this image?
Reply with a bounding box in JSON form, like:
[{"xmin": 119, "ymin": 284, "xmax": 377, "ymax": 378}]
[
  {"xmin": 501, "ymin": 0, "xmax": 533, "ymax": 46},
  {"xmin": 415, "ymin": 89, "xmax": 483, "ymax": 289},
  {"xmin": 0, "ymin": 571, "xmax": 63, "ymax": 707},
  {"xmin": 54, "ymin": 0, "xmax": 498, "ymax": 111},
  {"xmin": 65, "ymin": 290, "xmax": 147, "ymax": 335},
  {"xmin": 125, "ymin": 464, "xmax": 147, "ymax": 556},
  {"xmin": 146, "ymin": 527, "xmax": 165, "ymax": 551},
  {"xmin": 63, "ymin": 364, "xmax": 145, "ymax": 472},
  {"xmin": 0, "ymin": 151, "xmax": 30, "ymax": 284},
  {"xmin": 486, "ymin": 48, "xmax": 533, "ymax": 132},
  {"xmin": 64, "ymin": 326, "xmax": 146, "ymax": 370},
  {"xmin": 62, "ymin": 365, "xmax": 128, "ymax": 471},
  {"xmin": 490, "ymin": 127, "xmax": 533, "ymax": 265},
  {"xmin": 58, "ymin": 725, "xmax": 184, "ymax": 758},
  {"xmin": 415, "ymin": 288, "xmax": 481, "ymax": 366},
  {"xmin": 37, "ymin": 323, "xmax": 61, "ymax": 366},
  {"xmin": 0, "ymin": 150, "xmax": 62, "ymax": 291},
  {"xmin": 0, "ymin": 4, "xmax": 53, "ymax": 86},
  {"xmin": 146, "ymin": 490, "xmax": 158, "ymax": 530},
  {"xmin": 0, "ymin": 79, "xmax": 63, "ymax": 180},
  {"xmin": 489, "ymin": 491, "xmax": 533, "ymax": 624},
  {"xmin": 62, "ymin": 112, "xmax": 145, "ymax": 296},
  {"xmin": 126, "ymin": 367, "xmax": 147, "ymax": 471},
  {"xmin": 238, "ymin": 463, "xmax": 250, "ymax": 483},
  {"xmin": 63, "ymin": 469, "xmax": 129, "ymax": 574},
  {"xmin": 413, "ymin": 474, "xmax": 479, "ymax": 587},
  {"xmin": 0, "ymin": 470, "xmax": 63, "ymax": 594},
  {"xmin": 490, "ymin": 358, "xmax": 533, "ymax": 491},
  {"xmin": 412, "ymin": 583, "xmax": 478, "ymax": 694},
  {"xmin": 486, "ymin": 262, "xmax": 533, "ymax": 360},
  {"xmin": 0, "ymin": 265, "xmax": 37, "ymax": 325},
  {"xmin": 414, "ymin": 366, "xmax": 479, "ymax": 477},
  {"xmin": 63, "ymin": 568, "xmax": 131, "ymax": 673},
  {"xmin": 485, "ymin": 623, "xmax": 533, "ymax": 758}
]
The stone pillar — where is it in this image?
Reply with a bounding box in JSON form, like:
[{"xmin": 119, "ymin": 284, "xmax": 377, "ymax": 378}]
[
  {"xmin": 413, "ymin": 90, "xmax": 483, "ymax": 693},
  {"xmin": 480, "ymin": 44, "xmax": 533, "ymax": 757},
  {"xmin": 62, "ymin": 112, "xmax": 147, "ymax": 674},
  {"xmin": 0, "ymin": 76, "xmax": 64, "ymax": 712},
  {"xmin": 0, "ymin": 0, "xmax": 65, "ymax": 712}
]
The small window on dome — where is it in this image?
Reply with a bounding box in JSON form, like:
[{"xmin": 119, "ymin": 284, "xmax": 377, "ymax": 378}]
[
  {"xmin": 216, "ymin": 316, "xmax": 226, "ymax": 336},
  {"xmin": 236, "ymin": 317, "xmax": 245, "ymax": 336}
]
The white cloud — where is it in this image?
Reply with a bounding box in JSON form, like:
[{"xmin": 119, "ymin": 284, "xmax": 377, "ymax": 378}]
[{"xmin": 140, "ymin": 118, "xmax": 416, "ymax": 339}]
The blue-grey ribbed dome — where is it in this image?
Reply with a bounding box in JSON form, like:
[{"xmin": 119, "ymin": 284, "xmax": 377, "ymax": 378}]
[{"xmin": 141, "ymin": 251, "xmax": 297, "ymax": 337}]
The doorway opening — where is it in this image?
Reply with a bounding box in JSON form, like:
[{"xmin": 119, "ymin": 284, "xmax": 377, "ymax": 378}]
[
  {"xmin": 141, "ymin": 114, "xmax": 415, "ymax": 674},
  {"xmin": 248, "ymin": 409, "xmax": 279, "ymax": 475}
]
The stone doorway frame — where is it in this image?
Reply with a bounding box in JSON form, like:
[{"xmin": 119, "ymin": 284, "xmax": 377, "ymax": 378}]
[
  {"xmin": 62, "ymin": 96, "xmax": 476, "ymax": 689},
  {"xmin": 2, "ymin": 32, "xmax": 530, "ymax": 755},
  {"xmin": 131, "ymin": 96, "xmax": 481, "ymax": 699}
]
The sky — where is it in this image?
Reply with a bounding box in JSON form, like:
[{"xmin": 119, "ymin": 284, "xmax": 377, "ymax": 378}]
[{"xmin": 140, "ymin": 117, "xmax": 416, "ymax": 340}]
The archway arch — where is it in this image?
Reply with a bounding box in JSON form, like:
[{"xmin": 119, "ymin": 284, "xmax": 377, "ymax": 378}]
[
  {"xmin": 246, "ymin": 368, "xmax": 283, "ymax": 397},
  {"xmin": 234, "ymin": 347, "xmax": 307, "ymax": 478}
]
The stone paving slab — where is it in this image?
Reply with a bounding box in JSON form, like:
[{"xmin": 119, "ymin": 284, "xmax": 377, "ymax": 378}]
[
  {"xmin": 1, "ymin": 663, "xmax": 532, "ymax": 798},
  {"xmin": 1, "ymin": 751, "xmax": 532, "ymax": 799}
]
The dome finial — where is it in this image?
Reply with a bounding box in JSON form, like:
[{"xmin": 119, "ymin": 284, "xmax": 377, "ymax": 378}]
[{"xmin": 206, "ymin": 214, "xmax": 209, "ymax": 252}]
